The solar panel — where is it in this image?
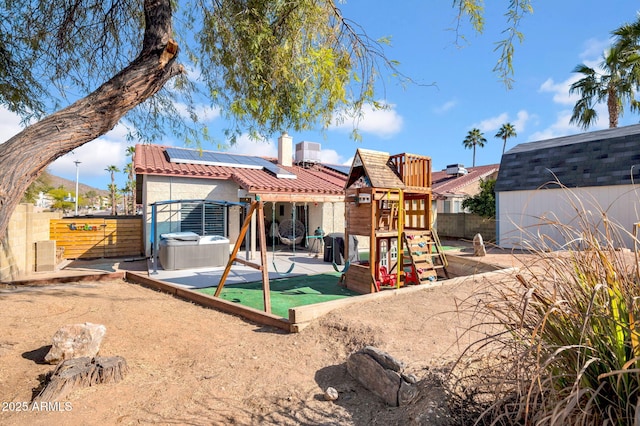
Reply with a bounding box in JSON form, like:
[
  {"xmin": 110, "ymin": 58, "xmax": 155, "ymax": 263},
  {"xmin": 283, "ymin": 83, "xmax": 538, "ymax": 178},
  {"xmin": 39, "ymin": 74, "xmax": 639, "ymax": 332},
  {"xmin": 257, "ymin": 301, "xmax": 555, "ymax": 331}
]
[
  {"xmin": 322, "ymin": 164, "xmax": 351, "ymax": 175},
  {"xmin": 165, "ymin": 147, "xmax": 296, "ymax": 179}
]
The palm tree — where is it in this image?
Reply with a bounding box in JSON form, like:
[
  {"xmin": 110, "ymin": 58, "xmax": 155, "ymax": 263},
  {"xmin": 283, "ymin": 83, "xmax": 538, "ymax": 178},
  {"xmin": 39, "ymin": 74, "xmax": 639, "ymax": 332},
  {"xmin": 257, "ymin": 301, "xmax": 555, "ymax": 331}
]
[
  {"xmin": 85, "ymin": 189, "xmax": 97, "ymax": 210},
  {"xmin": 569, "ymin": 18, "xmax": 640, "ymax": 129},
  {"xmin": 105, "ymin": 165, "xmax": 120, "ymax": 215},
  {"xmin": 119, "ymin": 186, "xmax": 129, "ymax": 215},
  {"xmin": 123, "ymin": 162, "xmax": 134, "ymax": 214},
  {"xmin": 126, "ymin": 146, "xmax": 137, "ymax": 212},
  {"xmin": 463, "ymin": 128, "xmax": 487, "ymax": 167},
  {"xmin": 495, "ymin": 123, "xmax": 517, "ymax": 155}
]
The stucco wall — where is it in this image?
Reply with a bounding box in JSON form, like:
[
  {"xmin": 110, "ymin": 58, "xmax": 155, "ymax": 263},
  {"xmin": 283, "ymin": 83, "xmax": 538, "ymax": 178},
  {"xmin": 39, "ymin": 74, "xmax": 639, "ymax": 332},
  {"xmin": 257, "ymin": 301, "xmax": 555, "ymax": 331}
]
[
  {"xmin": 0, "ymin": 204, "xmax": 62, "ymax": 281},
  {"xmin": 320, "ymin": 201, "xmax": 345, "ymax": 236},
  {"xmin": 142, "ymin": 175, "xmax": 242, "ymax": 255}
]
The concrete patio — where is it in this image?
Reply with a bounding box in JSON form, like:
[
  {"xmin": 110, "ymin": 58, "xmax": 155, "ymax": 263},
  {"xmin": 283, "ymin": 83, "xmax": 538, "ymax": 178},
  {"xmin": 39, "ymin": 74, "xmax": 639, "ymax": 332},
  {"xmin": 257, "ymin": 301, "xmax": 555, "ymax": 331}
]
[{"xmin": 147, "ymin": 247, "xmax": 344, "ymax": 289}]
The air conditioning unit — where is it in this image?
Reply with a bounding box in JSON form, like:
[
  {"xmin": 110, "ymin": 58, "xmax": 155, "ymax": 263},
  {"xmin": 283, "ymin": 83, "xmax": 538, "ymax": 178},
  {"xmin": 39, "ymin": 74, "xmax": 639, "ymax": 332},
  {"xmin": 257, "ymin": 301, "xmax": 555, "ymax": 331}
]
[
  {"xmin": 295, "ymin": 141, "xmax": 321, "ymax": 165},
  {"xmin": 445, "ymin": 164, "xmax": 468, "ymax": 176}
]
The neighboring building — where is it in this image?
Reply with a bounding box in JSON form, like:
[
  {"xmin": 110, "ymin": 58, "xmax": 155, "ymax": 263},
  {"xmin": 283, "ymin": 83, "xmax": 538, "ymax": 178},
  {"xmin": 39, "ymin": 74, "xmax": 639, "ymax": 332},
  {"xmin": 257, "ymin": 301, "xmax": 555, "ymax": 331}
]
[
  {"xmin": 134, "ymin": 134, "xmax": 349, "ymax": 256},
  {"xmin": 495, "ymin": 124, "xmax": 640, "ymax": 249},
  {"xmin": 431, "ymin": 163, "xmax": 500, "ymax": 213},
  {"xmin": 35, "ymin": 191, "xmax": 55, "ymax": 209}
]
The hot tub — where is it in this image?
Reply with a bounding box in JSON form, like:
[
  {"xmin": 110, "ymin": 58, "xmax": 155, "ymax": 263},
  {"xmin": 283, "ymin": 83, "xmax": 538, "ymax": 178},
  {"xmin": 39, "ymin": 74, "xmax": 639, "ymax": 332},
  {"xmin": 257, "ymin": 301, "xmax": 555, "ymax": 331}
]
[{"xmin": 158, "ymin": 232, "xmax": 230, "ymax": 270}]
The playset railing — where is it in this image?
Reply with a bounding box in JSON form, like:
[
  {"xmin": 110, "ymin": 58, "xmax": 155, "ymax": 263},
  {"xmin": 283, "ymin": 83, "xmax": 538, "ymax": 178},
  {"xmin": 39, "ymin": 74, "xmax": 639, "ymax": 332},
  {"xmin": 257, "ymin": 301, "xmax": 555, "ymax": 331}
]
[{"xmin": 388, "ymin": 153, "xmax": 431, "ymax": 189}]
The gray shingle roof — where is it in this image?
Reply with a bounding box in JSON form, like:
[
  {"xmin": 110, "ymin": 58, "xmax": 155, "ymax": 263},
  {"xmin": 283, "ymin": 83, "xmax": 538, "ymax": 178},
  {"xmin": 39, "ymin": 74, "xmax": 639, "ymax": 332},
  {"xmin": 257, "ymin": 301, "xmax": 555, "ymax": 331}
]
[{"xmin": 495, "ymin": 124, "xmax": 640, "ymax": 192}]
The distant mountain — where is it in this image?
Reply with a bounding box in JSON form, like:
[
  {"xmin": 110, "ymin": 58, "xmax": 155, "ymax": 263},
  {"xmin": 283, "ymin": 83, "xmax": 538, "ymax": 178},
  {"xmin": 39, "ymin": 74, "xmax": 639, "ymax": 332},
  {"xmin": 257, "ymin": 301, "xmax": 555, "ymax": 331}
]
[{"xmin": 47, "ymin": 174, "xmax": 109, "ymax": 196}]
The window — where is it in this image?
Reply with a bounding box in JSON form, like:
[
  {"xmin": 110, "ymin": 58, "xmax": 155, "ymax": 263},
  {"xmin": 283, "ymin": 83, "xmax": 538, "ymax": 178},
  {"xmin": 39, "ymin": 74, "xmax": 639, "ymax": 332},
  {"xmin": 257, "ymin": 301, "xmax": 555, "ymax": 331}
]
[
  {"xmin": 180, "ymin": 203, "xmax": 225, "ymax": 236},
  {"xmin": 444, "ymin": 199, "xmax": 464, "ymax": 213},
  {"xmin": 379, "ymin": 239, "xmax": 397, "ymax": 269},
  {"xmin": 380, "ymin": 240, "xmax": 388, "ymax": 268}
]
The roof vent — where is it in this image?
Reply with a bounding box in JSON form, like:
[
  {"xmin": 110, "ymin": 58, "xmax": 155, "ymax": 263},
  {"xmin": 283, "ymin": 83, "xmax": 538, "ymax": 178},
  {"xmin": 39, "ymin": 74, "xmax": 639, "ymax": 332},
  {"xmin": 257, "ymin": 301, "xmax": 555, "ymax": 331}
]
[
  {"xmin": 295, "ymin": 141, "xmax": 321, "ymax": 167},
  {"xmin": 445, "ymin": 164, "xmax": 468, "ymax": 176}
]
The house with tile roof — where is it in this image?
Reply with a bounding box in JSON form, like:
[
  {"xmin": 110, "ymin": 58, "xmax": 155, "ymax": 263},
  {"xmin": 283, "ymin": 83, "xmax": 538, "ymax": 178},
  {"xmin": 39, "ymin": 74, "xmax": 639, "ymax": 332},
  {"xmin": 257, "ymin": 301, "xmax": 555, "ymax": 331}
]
[
  {"xmin": 134, "ymin": 133, "xmax": 349, "ymax": 257},
  {"xmin": 495, "ymin": 124, "xmax": 640, "ymax": 249},
  {"xmin": 431, "ymin": 163, "xmax": 500, "ymax": 214}
]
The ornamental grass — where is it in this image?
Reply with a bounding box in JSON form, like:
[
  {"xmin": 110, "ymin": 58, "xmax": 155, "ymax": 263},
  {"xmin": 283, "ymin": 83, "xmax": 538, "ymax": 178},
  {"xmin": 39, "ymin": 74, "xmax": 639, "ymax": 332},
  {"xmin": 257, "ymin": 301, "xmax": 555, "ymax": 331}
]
[{"xmin": 448, "ymin": 192, "xmax": 640, "ymax": 425}]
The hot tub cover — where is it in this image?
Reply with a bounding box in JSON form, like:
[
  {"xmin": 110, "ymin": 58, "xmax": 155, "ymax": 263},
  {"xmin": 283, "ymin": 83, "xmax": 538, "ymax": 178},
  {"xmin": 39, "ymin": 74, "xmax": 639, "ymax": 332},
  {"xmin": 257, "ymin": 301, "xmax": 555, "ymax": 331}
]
[{"xmin": 160, "ymin": 231, "xmax": 200, "ymax": 242}]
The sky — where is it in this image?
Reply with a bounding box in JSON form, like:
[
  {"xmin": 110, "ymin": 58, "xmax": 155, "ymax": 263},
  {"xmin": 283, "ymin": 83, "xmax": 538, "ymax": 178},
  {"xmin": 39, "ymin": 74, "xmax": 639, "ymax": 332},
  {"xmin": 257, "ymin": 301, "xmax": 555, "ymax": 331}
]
[{"xmin": 2, "ymin": 1, "xmax": 640, "ymax": 192}]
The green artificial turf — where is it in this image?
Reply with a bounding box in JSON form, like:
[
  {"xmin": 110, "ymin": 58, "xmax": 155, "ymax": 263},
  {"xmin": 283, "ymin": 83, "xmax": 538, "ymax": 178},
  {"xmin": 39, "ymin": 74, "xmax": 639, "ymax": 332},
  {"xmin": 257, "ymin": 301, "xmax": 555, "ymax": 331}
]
[{"xmin": 198, "ymin": 272, "xmax": 358, "ymax": 318}]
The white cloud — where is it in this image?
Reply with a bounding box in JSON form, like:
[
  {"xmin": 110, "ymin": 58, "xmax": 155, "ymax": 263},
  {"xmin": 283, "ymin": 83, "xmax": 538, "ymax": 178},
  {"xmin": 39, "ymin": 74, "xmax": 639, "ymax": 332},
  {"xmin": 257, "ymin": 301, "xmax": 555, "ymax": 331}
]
[
  {"xmin": 0, "ymin": 107, "xmax": 25, "ymax": 143},
  {"xmin": 433, "ymin": 100, "xmax": 457, "ymax": 114},
  {"xmin": 579, "ymin": 37, "xmax": 610, "ymax": 61},
  {"xmin": 527, "ymin": 110, "xmax": 582, "ymax": 141},
  {"xmin": 539, "ymin": 76, "xmax": 581, "ymax": 106},
  {"xmin": 513, "ymin": 110, "xmax": 531, "ymax": 133},
  {"xmin": 474, "ymin": 110, "xmax": 530, "ymax": 135},
  {"xmin": 48, "ymin": 125, "xmax": 130, "ymax": 180},
  {"xmin": 225, "ymin": 133, "xmax": 277, "ymax": 157},
  {"xmin": 331, "ymin": 102, "xmax": 403, "ymax": 138},
  {"xmin": 475, "ymin": 113, "xmax": 508, "ymax": 133},
  {"xmin": 319, "ymin": 149, "xmax": 342, "ymax": 164}
]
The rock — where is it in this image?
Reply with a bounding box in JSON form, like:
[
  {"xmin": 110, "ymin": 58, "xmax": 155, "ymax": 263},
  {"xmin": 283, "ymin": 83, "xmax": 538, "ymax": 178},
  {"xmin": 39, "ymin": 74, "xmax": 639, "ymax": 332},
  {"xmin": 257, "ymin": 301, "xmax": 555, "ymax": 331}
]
[
  {"xmin": 362, "ymin": 346, "xmax": 405, "ymax": 372},
  {"xmin": 398, "ymin": 378, "xmax": 419, "ymax": 406},
  {"xmin": 44, "ymin": 323, "xmax": 106, "ymax": 364},
  {"xmin": 324, "ymin": 387, "xmax": 339, "ymax": 401},
  {"xmin": 347, "ymin": 347, "xmax": 420, "ymax": 407},
  {"xmin": 473, "ymin": 233, "xmax": 486, "ymax": 257},
  {"xmin": 347, "ymin": 351, "xmax": 401, "ymax": 406},
  {"xmin": 401, "ymin": 372, "xmax": 418, "ymax": 384}
]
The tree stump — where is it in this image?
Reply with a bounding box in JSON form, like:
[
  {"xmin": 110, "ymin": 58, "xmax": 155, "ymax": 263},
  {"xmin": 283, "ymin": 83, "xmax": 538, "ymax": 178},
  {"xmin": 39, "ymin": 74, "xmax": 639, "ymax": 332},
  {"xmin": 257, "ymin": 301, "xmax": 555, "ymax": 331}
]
[{"xmin": 34, "ymin": 356, "xmax": 128, "ymax": 403}]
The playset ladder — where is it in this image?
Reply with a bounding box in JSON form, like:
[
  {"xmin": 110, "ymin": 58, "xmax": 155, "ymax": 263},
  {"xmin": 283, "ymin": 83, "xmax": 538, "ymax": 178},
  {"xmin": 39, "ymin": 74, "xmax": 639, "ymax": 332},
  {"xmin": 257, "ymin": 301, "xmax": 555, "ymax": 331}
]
[{"xmin": 402, "ymin": 231, "xmax": 449, "ymax": 283}]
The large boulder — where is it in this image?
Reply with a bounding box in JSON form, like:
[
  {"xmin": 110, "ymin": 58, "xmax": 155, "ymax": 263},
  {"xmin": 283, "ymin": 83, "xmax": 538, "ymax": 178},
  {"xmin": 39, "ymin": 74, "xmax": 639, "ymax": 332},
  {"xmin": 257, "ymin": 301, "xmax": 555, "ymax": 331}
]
[
  {"xmin": 44, "ymin": 322, "xmax": 106, "ymax": 364},
  {"xmin": 346, "ymin": 346, "xmax": 418, "ymax": 407}
]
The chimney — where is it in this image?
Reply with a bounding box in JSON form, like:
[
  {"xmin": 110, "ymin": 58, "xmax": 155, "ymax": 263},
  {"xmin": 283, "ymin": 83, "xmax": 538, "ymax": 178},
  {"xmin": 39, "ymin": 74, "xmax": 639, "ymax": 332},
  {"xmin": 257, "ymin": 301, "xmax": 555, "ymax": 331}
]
[{"xmin": 278, "ymin": 132, "xmax": 293, "ymax": 167}]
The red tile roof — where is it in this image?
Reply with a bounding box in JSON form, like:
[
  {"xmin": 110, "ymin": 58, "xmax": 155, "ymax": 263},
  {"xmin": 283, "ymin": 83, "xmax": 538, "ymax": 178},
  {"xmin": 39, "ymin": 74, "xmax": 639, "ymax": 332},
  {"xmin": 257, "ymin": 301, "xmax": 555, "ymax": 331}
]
[
  {"xmin": 134, "ymin": 144, "xmax": 347, "ymax": 196},
  {"xmin": 431, "ymin": 164, "xmax": 499, "ymax": 199}
]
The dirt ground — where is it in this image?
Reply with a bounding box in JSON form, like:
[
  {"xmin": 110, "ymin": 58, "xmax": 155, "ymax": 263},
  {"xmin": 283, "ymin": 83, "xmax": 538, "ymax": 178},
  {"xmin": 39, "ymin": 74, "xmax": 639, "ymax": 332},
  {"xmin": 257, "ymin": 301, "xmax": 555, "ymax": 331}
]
[{"xmin": 0, "ymin": 248, "xmax": 533, "ymax": 425}]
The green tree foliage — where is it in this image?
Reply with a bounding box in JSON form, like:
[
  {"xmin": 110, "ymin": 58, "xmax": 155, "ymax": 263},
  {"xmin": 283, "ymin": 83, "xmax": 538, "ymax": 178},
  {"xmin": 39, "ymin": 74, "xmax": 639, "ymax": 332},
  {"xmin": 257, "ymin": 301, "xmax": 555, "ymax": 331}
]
[
  {"xmin": 570, "ymin": 15, "xmax": 640, "ymax": 129},
  {"xmin": 462, "ymin": 128, "xmax": 487, "ymax": 167},
  {"xmin": 452, "ymin": 0, "xmax": 533, "ymax": 88},
  {"xmin": 0, "ymin": 0, "xmax": 535, "ymax": 241},
  {"xmin": 47, "ymin": 187, "xmax": 75, "ymax": 212},
  {"xmin": 105, "ymin": 165, "xmax": 120, "ymax": 215},
  {"xmin": 495, "ymin": 122, "xmax": 517, "ymax": 155},
  {"xmin": 125, "ymin": 146, "xmax": 136, "ymax": 211},
  {"xmin": 462, "ymin": 178, "xmax": 496, "ymax": 218},
  {"xmin": 84, "ymin": 190, "xmax": 98, "ymax": 209}
]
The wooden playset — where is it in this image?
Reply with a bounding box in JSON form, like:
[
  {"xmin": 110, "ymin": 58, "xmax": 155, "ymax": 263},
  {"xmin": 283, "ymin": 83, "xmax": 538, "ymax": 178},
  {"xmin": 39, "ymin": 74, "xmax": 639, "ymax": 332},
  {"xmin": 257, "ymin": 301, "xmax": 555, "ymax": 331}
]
[{"xmin": 342, "ymin": 149, "xmax": 448, "ymax": 294}]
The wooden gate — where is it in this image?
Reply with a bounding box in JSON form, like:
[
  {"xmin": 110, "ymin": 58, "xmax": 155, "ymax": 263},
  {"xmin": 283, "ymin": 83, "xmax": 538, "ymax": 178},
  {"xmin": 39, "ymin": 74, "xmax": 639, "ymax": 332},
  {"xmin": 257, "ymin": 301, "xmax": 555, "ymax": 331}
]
[{"xmin": 50, "ymin": 217, "xmax": 143, "ymax": 259}]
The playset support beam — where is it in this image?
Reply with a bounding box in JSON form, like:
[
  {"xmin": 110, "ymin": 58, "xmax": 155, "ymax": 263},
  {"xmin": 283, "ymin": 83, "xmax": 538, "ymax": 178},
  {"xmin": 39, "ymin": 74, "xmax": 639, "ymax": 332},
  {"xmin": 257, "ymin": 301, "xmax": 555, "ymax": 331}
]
[{"xmin": 214, "ymin": 200, "xmax": 272, "ymax": 313}]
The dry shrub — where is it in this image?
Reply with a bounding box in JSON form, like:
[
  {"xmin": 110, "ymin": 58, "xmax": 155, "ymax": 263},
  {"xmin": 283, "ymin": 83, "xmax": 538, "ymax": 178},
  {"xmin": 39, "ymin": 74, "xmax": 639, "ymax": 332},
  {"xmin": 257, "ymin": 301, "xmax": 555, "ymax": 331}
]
[{"xmin": 448, "ymin": 189, "xmax": 640, "ymax": 425}]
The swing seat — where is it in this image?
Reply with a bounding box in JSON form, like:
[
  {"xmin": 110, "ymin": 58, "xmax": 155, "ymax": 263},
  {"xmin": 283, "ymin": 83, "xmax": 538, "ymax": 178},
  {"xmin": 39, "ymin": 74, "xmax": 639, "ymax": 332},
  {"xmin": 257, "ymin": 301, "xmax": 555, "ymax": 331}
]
[
  {"xmin": 272, "ymin": 260, "xmax": 295, "ymax": 275},
  {"xmin": 332, "ymin": 259, "xmax": 350, "ymax": 273}
]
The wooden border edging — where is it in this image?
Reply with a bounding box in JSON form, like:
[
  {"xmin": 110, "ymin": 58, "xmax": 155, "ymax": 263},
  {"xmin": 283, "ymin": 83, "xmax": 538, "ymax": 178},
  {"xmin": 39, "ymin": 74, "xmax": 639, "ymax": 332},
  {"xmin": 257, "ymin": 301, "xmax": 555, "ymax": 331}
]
[
  {"xmin": 125, "ymin": 272, "xmax": 292, "ymax": 332},
  {"xmin": 125, "ymin": 264, "xmax": 519, "ymax": 334},
  {"xmin": 288, "ymin": 266, "xmax": 519, "ymax": 331},
  {"xmin": 1, "ymin": 272, "xmax": 125, "ymax": 286}
]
